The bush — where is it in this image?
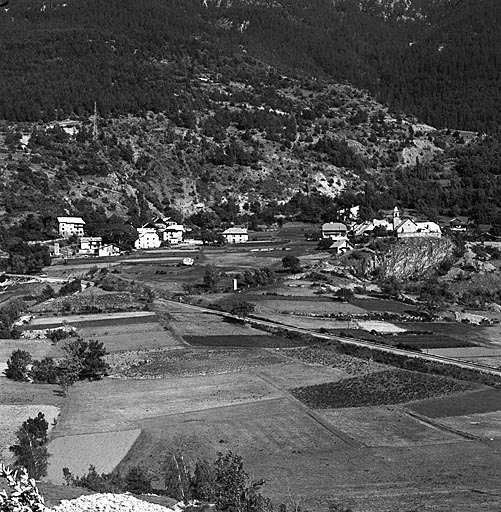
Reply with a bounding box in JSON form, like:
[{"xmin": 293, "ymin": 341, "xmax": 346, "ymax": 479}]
[
  {"xmin": 47, "ymin": 328, "xmax": 70, "ymax": 343},
  {"xmin": 58, "ymin": 279, "xmax": 82, "ymax": 297}
]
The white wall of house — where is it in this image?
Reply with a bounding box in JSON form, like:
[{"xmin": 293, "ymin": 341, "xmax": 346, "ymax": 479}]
[{"xmin": 134, "ymin": 229, "xmax": 161, "ymax": 249}]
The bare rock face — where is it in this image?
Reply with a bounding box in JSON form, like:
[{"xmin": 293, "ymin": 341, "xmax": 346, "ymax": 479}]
[{"xmin": 376, "ymin": 238, "xmax": 454, "ymax": 281}]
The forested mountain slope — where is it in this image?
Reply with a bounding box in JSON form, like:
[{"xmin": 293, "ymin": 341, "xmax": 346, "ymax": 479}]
[
  {"xmin": 0, "ymin": 0, "xmax": 499, "ymax": 132},
  {"xmin": 0, "ymin": 0, "xmax": 500, "ymax": 248}
]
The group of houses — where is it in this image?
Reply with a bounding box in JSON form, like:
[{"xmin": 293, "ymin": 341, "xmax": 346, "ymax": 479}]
[
  {"xmin": 134, "ymin": 217, "xmax": 186, "ymax": 249},
  {"xmin": 54, "ymin": 205, "xmax": 470, "ymax": 259},
  {"xmin": 56, "ymin": 217, "xmax": 121, "ymax": 257},
  {"xmin": 321, "ymin": 207, "xmax": 443, "ymax": 254},
  {"xmin": 56, "ymin": 215, "xmax": 251, "ymax": 257}
]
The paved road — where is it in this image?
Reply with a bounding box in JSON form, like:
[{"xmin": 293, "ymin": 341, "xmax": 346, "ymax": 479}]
[{"xmin": 156, "ymin": 298, "xmax": 501, "ymax": 379}]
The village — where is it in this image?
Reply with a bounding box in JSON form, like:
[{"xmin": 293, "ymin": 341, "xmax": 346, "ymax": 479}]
[{"xmin": 45, "ymin": 206, "xmax": 486, "ymax": 262}]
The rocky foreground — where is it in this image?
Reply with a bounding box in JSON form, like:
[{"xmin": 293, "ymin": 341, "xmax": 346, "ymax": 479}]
[{"xmin": 51, "ymin": 493, "xmax": 176, "ymax": 512}]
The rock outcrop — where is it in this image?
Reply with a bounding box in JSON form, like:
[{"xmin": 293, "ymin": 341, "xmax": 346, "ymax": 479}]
[{"xmin": 376, "ymin": 238, "xmax": 454, "ymax": 281}]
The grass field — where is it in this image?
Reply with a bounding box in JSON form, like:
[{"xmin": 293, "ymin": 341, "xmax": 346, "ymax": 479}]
[{"xmin": 290, "ymin": 369, "xmax": 479, "ymax": 409}]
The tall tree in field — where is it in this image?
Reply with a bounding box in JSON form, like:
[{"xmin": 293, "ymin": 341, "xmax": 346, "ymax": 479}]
[
  {"xmin": 10, "ymin": 413, "xmax": 49, "ymax": 479},
  {"xmin": 203, "ymin": 264, "xmax": 220, "ymax": 293},
  {"xmin": 4, "ymin": 350, "xmax": 32, "ymax": 381}
]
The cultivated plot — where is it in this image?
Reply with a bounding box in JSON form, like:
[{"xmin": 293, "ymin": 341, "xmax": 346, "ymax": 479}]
[
  {"xmin": 118, "ymin": 348, "xmax": 285, "ymax": 378},
  {"xmin": 47, "ymin": 429, "xmax": 141, "ymax": 483},
  {"xmin": 79, "ymin": 321, "xmax": 181, "ymax": 353},
  {"xmin": 318, "ymin": 406, "xmax": 463, "ymax": 447},
  {"xmin": 118, "ymin": 397, "xmax": 353, "ymax": 485},
  {"xmin": 408, "ymin": 388, "xmax": 501, "ymax": 418},
  {"xmin": 439, "ymin": 411, "xmax": 501, "ymax": 439},
  {"xmin": 53, "ymin": 372, "xmax": 282, "ymax": 436}
]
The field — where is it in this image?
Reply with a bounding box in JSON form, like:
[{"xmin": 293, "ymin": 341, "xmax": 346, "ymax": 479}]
[
  {"xmin": 4, "ymin": 258, "xmax": 501, "ymax": 511},
  {"xmin": 116, "ymin": 348, "xmax": 285, "ymax": 378},
  {"xmin": 47, "ymin": 429, "xmax": 141, "ymax": 483},
  {"xmin": 318, "ymin": 406, "xmax": 463, "ymax": 447},
  {"xmin": 408, "ymin": 388, "xmax": 501, "ymax": 418},
  {"xmin": 290, "ymin": 369, "xmax": 480, "ymax": 409},
  {"xmin": 184, "ymin": 335, "xmax": 304, "ymax": 348}
]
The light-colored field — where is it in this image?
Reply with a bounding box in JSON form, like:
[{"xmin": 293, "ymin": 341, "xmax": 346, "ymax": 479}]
[
  {"xmin": 318, "ymin": 406, "xmax": 462, "ymax": 447},
  {"xmin": 0, "ymin": 405, "xmax": 60, "ymax": 463},
  {"xmin": 202, "ymin": 251, "xmax": 280, "ymax": 268},
  {"xmin": 356, "ymin": 320, "xmax": 407, "ymax": 333},
  {"xmin": 47, "ymin": 429, "xmax": 141, "ymax": 483},
  {"xmin": 53, "ymin": 372, "xmax": 281, "ymax": 436},
  {"xmin": 79, "ymin": 323, "xmax": 181, "ymax": 352},
  {"xmin": 254, "ymin": 299, "xmax": 366, "ymax": 316},
  {"xmin": 439, "ymin": 411, "xmax": 501, "ymax": 439},
  {"xmin": 29, "ymin": 311, "xmax": 156, "ymax": 327},
  {"xmin": 165, "ymin": 310, "xmax": 270, "ymax": 336}
]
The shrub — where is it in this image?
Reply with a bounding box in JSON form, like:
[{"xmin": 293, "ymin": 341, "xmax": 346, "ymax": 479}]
[{"xmin": 47, "ymin": 328, "xmax": 71, "ymax": 343}]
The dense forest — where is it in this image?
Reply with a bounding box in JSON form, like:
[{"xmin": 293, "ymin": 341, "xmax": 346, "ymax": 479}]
[{"xmin": 0, "ymin": 0, "xmax": 499, "ymax": 132}]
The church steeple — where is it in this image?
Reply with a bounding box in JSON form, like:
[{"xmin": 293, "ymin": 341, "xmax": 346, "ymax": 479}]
[{"xmin": 393, "ymin": 206, "xmax": 400, "ymax": 229}]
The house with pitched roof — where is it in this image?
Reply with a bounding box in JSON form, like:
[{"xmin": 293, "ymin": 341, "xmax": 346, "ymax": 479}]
[
  {"xmin": 57, "ymin": 216, "xmax": 85, "ymax": 238},
  {"xmin": 321, "ymin": 222, "xmax": 348, "ymax": 239},
  {"xmin": 222, "ymin": 227, "xmax": 248, "ymax": 244},
  {"xmin": 134, "ymin": 222, "xmax": 161, "ymax": 249}
]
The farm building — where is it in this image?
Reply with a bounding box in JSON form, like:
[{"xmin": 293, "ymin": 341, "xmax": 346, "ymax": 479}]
[
  {"xmin": 222, "ymin": 227, "xmax": 249, "ymax": 244},
  {"xmin": 162, "ymin": 224, "xmax": 185, "ymax": 244},
  {"xmin": 321, "ymin": 222, "xmax": 348, "ymax": 239},
  {"xmin": 78, "ymin": 236, "xmax": 103, "ymax": 255},
  {"xmin": 329, "ymin": 238, "xmax": 354, "ymax": 254},
  {"xmin": 57, "ymin": 216, "xmax": 85, "ymax": 238},
  {"xmin": 98, "ymin": 244, "xmax": 121, "ymax": 257}
]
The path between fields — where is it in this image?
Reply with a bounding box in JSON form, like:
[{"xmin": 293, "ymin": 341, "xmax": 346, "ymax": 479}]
[{"xmin": 251, "ymin": 369, "xmax": 365, "ymax": 449}]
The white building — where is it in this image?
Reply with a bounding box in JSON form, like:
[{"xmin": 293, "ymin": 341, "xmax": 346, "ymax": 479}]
[
  {"xmin": 395, "ymin": 219, "xmax": 442, "ymax": 239},
  {"xmin": 98, "ymin": 244, "xmax": 121, "ymax": 257},
  {"xmin": 321, "ymin": 222, "xmax": 348, "ymax": 239},
  {"xmin": 162, "ymin": 224, "xmax": 185, "ymax": 244},
  {"xmin": 78, "ymin": 236, "xmax": 102, "ymax": 255},
  {"xmin": 57, "ymin": 217, "xmax": 85, "ymax": 238},
  {"xmin": 222, "ymin": 227, "xmax": 248, "ymax": 244},
  {"xmin": 134, "ymin": 223, "xmax": 161, "ymax": 249}
]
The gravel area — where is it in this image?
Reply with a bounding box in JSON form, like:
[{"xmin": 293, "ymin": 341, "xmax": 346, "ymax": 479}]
[{"xmin": 51, "ymin": 493, "xmax": 175, "ymax": 512}]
